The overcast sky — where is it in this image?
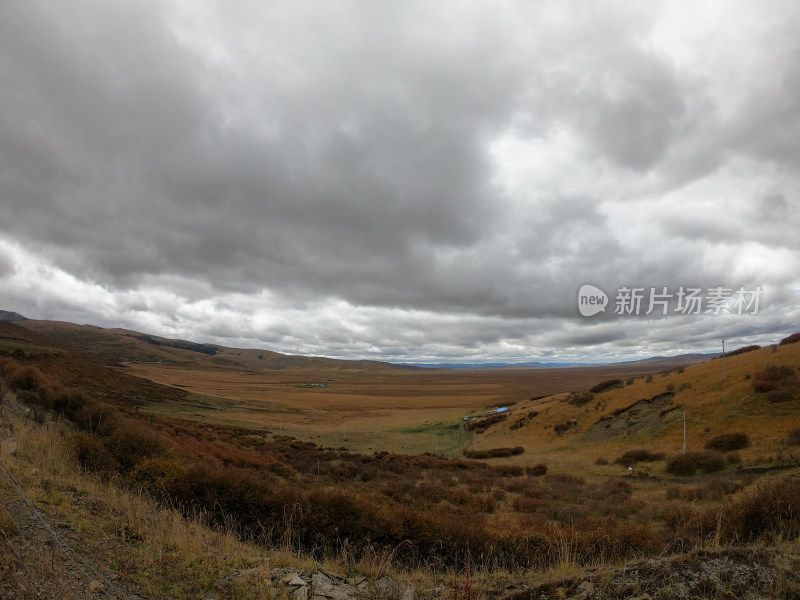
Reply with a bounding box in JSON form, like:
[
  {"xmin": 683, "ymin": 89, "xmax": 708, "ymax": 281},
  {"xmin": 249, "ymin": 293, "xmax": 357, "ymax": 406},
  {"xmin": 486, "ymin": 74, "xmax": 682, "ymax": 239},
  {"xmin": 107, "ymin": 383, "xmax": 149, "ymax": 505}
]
[{"xmin": 1, "ymin": 1, "xmax": 799, "ymax": 364}]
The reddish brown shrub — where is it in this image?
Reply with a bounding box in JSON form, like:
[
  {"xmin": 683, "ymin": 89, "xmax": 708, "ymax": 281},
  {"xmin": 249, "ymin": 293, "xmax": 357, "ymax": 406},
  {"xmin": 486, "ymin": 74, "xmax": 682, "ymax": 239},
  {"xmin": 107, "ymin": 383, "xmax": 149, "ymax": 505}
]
[
  {"xmin": 0, "ymin": 357, "xmax": 21, "ymax": 376},
  {"xmin": 666, "ymin": 451, "xmax": 726, "ymax": 476},
  {"xmin": 614, "ymin": 449, "xmax": 665, "ymax": 465},
  {"xmin": 463, "ymin": 446, "xmax": 524, "ymax": 459},
  {"xmin": 130, "ymin": 458, "xmax": 183, "ymax": 492},
  {"xmin": 788, "ymin": 428, "xmax": 800, "ymax": 446},
  {"xmin": 767, "ymin": 388, "xmax": 796, "ymax": 403},
  {"xmin": 704, "ymin": 432, "xmax": 750, "ymax": 452},
  {"xmin": 7, "ymin": 365, "xmax": 48, "ymax": 393},
  {"xmin": 752, "ymin": 365, "xmax": 796, "ymax": 393},
  {"xmin": 493, "ymin": 464, "xmax": 524, "ymax": 477},
  {"xmin": 720, "ymin": 478, "xmax": 800, "ymax": 542},
  {"xmin": 512, "ymin": 496, "xmax": 543, "ymax": 513},
  {"xmin": 565, "ymin": 391, "xmax": 594, "ymax": 406},
  {"xmin": 105, "ymin": 423, "xmax": 169, "ymax": 471},
  {"xmin": 727, "ymin": 344, "xmax": 761, "ymax": 356},
  {"xmin": 465, "ymin": 412, "xmax": 508, "ymax": 432},
  {"xmin": 779, "ymin": 332, "xmax": 800, "ymax": 345},
  {"xmin": 71, "ymin": 432, "xmax": 119, "ymax": 478},
  {"xmin": 590, "ymin": 379, "xmax": 623, "ymax": 394},
  {"xmin": 526, "ymin": 464, "xmax": 548, "ymax": 476}
]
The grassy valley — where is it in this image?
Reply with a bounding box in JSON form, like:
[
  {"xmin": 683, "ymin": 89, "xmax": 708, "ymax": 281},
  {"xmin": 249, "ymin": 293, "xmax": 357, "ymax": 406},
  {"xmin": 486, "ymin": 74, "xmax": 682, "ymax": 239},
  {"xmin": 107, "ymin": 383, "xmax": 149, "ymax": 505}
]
[{"xmin": 1, "ymin": 319, "xmax": 799, "ymax": 599}]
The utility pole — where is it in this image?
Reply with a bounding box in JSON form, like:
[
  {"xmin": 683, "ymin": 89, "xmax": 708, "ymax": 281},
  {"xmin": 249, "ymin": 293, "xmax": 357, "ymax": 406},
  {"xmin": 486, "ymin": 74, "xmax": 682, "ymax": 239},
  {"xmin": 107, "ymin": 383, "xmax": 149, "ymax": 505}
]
[
  {"xmin": 722, "ymin": 338, "xmax": 727, "ymax": 382},
  {"xmin": 683, "ymin": 412, "xmax": 687, "ymax": 454}
]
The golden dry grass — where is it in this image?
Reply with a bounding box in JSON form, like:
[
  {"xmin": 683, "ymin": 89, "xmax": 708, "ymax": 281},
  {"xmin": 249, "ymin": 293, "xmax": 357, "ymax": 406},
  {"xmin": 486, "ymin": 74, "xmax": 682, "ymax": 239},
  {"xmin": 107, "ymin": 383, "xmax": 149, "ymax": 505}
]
[{"xmin": 124, "ymin": 357, "xmax": 711, "ymax": 456}]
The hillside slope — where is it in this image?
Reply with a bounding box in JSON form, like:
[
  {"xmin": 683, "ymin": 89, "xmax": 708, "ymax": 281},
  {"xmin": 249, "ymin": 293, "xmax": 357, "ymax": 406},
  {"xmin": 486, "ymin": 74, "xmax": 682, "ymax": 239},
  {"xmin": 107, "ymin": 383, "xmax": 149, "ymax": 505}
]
[
  {"xmin": 18, "ymin": 320, "xmax": 412, "ymax": 372},
  {"xmin": 481, "ymin": 338, "xmax": 800, "ymax": 474}
]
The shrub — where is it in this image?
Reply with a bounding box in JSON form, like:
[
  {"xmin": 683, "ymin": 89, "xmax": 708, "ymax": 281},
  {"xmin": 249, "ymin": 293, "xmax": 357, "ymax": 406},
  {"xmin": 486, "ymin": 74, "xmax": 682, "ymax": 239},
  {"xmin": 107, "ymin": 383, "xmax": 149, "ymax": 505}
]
[
  {"xmin": 493, "ymin": 465, "xmax": 524, "ymax": 477},
  {"xmin": 106, "ymin": 423, "xmax": 168, "ymax": 471},
  {"xmin": 614, "ymin": 449, "xmax": 665, "ymax": 465},
  {"xmin": 51, "ymin": 388, "xmax": 89, "ymax": 419},
  {"xmin": 512, "ymin": 496, "xmax": 542, "ymax": 513},
  {"xmin": 788, "ymin": 429, "xmax": 800, "ymax": 447},
  {"xmin": 720, "ymin": 478, "xmax": 800, "ymax": 542},
  {"xmin": 704, "ymin": 432, "xmax": 750, "ymax": 452},
  {"xmin": 554, "ymin": 420, "xmax": 578, "ymax": 435},
  {"xmin": 565, "ymin": 391, "xmax": 593, "ymax": 406},
  {"xmin": 7, "ymin": 365, "xmax": 48, "ymax": 393},
  {"xmin": 665, "ymin": 451, "xmax": 726, "ymax": 476},
  {"xmin": 510, "ymin": 411, "xmax": 538, "ymax": 430},
  {"xmin": 779, "ymin": 332, "xmax": 800, "ymax": 345},
  {"xmin": 595, "ymin": 457, "xmax": 609, "ymax": 466},
  {"xmin": 72, "ymin": 401, "xmax": 120, "ymax": 435},
  {"xmin": 71, "ymin": 432, "xmax": 119, "ymax": 478},
  {"xmin": 767, "ymin": 388, "xmax": 796, "ymax": 403},
  {"xmin": 752, "ymin": 365, "xmax": 796, "ymax": 393},
  {"xmin": 465, "ymin": 412, "xmax": 508, "ymax": 432},
  {"xmin": 463, "ymin": 446, "xmax": 525, "ymax": 459},
  {"xmin": 0, "ymin": 357, "xmax": 21, "ymax": 376},
  {"xmin": 727, "ymin": 344, "xmax": 761, "ymax": 356},
  {"xmin": 681, "ymin": 477, "xmax": 743, "ymax": 501},
  {"xmin": 526, "ymin": 464, "xmax": 548, "ymax": 476},
  {"xmin": 16, "ymin": 389, "xmax": 49, "ymax": 411},
  {"xmin": 590, "ymin": 379, "xmax": 623, "ymax": 394},
  {"xmin": 131, "ymin": 458, "xmax": 183, "ymax": 492}
]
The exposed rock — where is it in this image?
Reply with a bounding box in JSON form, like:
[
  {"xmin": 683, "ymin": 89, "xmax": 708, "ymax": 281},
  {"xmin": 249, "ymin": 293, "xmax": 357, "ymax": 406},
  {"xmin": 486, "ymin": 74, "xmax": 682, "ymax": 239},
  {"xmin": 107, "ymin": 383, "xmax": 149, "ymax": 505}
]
[{"xmin": 287, "ymin": 575, "xmax": 308, "ymax": 587}]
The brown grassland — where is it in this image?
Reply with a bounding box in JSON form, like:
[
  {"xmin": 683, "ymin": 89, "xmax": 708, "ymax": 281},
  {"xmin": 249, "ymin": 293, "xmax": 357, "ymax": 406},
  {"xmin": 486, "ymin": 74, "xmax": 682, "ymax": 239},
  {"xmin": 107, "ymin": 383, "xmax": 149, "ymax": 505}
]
[{"xmin": 1, "ymin": 319, "xmax": 800, "ymax": 598}]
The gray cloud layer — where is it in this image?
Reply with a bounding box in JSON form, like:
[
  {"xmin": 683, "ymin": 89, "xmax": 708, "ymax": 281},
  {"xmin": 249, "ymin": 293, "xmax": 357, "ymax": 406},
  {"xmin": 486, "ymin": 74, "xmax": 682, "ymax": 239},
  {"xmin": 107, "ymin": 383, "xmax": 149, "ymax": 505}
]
[{"xmin": 1, "ymin": 1, "xmax": 798, "ymax": 362}]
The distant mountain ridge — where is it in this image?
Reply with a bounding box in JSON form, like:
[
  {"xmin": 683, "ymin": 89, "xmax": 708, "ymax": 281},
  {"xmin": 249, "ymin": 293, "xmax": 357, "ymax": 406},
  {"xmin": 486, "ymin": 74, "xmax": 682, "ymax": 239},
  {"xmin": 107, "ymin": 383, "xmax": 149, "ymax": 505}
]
[
  {"xmin": 0, "ymin": 310, "xmax": 30, "ymax": 322},
  {"xmin": 401, "ymin": 354, "xmax": 715, "ymax": 369}
]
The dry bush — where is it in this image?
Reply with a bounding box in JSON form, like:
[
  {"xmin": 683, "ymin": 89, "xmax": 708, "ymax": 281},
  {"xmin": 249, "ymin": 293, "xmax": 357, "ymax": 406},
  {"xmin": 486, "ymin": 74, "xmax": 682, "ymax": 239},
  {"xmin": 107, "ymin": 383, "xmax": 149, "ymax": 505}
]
[
  {"xmin": 526, "ymin": 463, "xmax": 548, "ymax": 476},
  {"xmin": 72, "ymin": 400, "xmax": 120, "ymax": 434},
  {"xmin": 590, "ymin": 379, "xmax": 623, "ymax": 394},
  {"xmin": 493, "ymin": 464, "xmax": 524, "ymax": 477},
  {"xmin": 779, "ymin": 332, "xmax": 800, "ymax": 345},
  {"xmin": 51, "ymin": 387, "xmax": 91, "ymax": 420},
  {"xmin": 767, "ymin": 388, "xmax": 796, "ymax": 403},
  {"xmin": 752, "ymin": 365, "xmax": 796, "ymax": 393},
  {"xmin": 0, "ymin": 356, "xmax": 21, "ymax": 375},
  {"xmin": 727, "ymin": 344, "xmax": 761, "ymax": 356},
  {"xmin": 704, "ymin": 432, "xmax": 750, "ymax": 452},
  {"xmin": 665, "ymin": 451, "xmax": 726, "ymax": 476},
  {"xmin": 510, "ymin": 410, "xmax": 538, "ymax": 430},
  {"xmin": 7, "ymin": 364, "xmax": 49, "ymax": 393},
  {"xmin": 554, "ymin": 420, "xmax": 578, "ymax": 435},
  {"xmin": 106, "ymin": 421, "xmax": 169, "ymax": 471},
  {"xmin": 512, "ymin": 496, "xmax": 543, "ymax": 513},
  {"xmin": 130, "ymin": 457, "xmax": 184, "ymax": 492},
  {"xmin": 465, "ymin": 412, "xmax": 508, "ymax": 432},
  {"xmin": 614, "ymin": 449, "xmax": 665, "ymax": 465},
  {"xmin": 719, "ymin": 478, "xmax": 800, "ymax": 542},
  {"xmin": 71, "ymin": 431, "xmax": 120, "ymax": 478},
  {"xmin": 787, "ymin": 428, "xmax": 800, "ymax": 446},
  {"xmin": 463, "ymin": 446, "xmax": 524, "ymax": 459},
  {"xmin": 565, "ymin": 391, "xmax": 593, "ymax": 406},
  {"xmin": 681, "ymin": 477, "xmax": 743, "ymax": 501}
]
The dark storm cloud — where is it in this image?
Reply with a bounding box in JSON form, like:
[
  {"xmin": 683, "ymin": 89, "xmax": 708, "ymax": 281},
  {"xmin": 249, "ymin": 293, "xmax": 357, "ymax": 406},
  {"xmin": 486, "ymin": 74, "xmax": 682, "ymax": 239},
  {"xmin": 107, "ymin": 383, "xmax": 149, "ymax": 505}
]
[{"xmin": 1, "ymin": 1, "xmax": 799, "ymax": 362}]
